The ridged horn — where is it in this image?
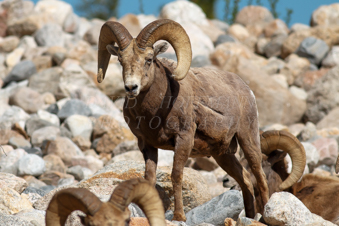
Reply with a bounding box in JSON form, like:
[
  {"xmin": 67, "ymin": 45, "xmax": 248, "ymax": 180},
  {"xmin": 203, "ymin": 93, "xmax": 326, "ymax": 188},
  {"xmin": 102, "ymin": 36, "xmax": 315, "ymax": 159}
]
[
  {"xmin": 45, "ymin": 188, "xmax": 102, "ymax": 226},
  {"xmin": 136, "ymin": 19, "xmax": 192, "ymax": 81},
  {"xmin": 109, "ymin": 178, "xmax": 166, "ymax": 226},
  {"xmin": 97, "ymin": 21, "xmax": 133, "ymax": 83},
  {"xmin": 260, "ymin": 130, "xmax": 306, "ymax": 191}
]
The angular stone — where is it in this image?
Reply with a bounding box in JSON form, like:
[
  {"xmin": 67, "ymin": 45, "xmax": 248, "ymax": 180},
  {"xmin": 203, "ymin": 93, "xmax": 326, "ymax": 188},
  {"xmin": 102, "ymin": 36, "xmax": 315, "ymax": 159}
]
[
  {"xmin": 31, "ymin": 126, "xmax": 60, "ymax": 148},
  {"xmin": 0, "ymin": 172, "xmax": 27, "ymax": 193},
  {"xmin": 8, "ymin": 136, "xmax": 31, "ymax": 149},
  {"xmin": 34, "ymin": 23, "xmax": 64, "ymax": 47},
  {"xmin": 57, "ymin": 99, "xmax": 91, "ymax": 120},
  {"xmin": 264, "ymin": 19, "xmax": 289, "ymax": 38},
  {"xmin": 17, "ymin": 154, "xmax": 46, "ymax": 177},
  {"xmin": 39, "ymin": 171, "xmax": 74, "ymax": 186},
  {"xmin": 0, "ymin": 213, "xmax": 35, "ymax": 226},
  {"xmin": 317, "ymin": 107, "xmax": 339, "ymax": 129},
  {"xmin": 5, "ymin": 47, "xmax": 24, "ymax": 67},
  {"xmin": 15, "ymin": 209, "xmax": 45, "ymax": 226},
  {"xmin": 28, "ymin": 67, "xmax": 62, "ymax": 96},
  {"xmin": 9, "ymin": 87, "xmax": 44, "ymax": 114},
  {"xmin": 64, "ymin": 114, "xmax": 93, "ymax": 140},
  {"xmin": 43, "ymin": 154, "xmax": 66, "ymax": 174},
  {"xmin": 71, "ymin": 155, "xmax": 103, "ymax": 173},
  {"xmin": 4, "ymin": 60, "xmax": 36, "ymax": 85},
  {"xmin": 296, "ymin": 37, "xmax": 329, "ymax": 65},
  {"xmin": 322, "ymin": 46, "xmax": 339, "ymax": 67},
  {"xmin": 0, "ymin": 148, "xmax": 27, "ymax": 175},
  {"xmin": 0, "ymin": 186, "xmax": 33, "ymax": 214}
]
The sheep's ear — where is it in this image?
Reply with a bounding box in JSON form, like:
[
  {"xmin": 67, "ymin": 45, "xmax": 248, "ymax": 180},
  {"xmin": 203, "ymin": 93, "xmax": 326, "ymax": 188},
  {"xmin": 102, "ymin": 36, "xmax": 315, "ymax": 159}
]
[
  {"xmin": 154, "ymin": 42, "xmax": 169, "ymax": 58},
  {"xmin": 106, "ymin": 44, "xmax": 120, "ymax": 57}
]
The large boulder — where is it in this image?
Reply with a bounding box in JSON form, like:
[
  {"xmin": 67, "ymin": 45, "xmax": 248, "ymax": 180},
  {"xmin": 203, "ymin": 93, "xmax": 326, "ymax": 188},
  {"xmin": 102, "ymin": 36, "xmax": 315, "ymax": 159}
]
[
  {"xmin": 235, "ymin": 6, "xmax": 274, "ymax": 28},
  {"xmin": 311, "ymin": 3, "xmax": 339, "ymax": 26}
]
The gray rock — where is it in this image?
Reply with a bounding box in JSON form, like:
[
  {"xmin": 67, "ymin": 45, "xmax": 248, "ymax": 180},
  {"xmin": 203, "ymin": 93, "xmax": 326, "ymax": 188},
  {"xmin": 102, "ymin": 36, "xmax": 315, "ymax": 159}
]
[
  {"xmin": 23, "ymin": 147, "xmax": 42, "ymax": 157},
  {"xmin": 31, "ymin": 126, "xmax": 61, "ymax": 148},
  {"xmin": 322, "ymin": 46, "xmax": 339, "ymax": 68},
  {"xmin": 45, "ymin": 103, "xmax": 59, "ymax": 115},
  {"xmin": 3, "ymin": 60, "xmax": 36, "ymax": 85},
  {"xmin": 129, "ymin": 203, "xmax": 146, "ymax": 218},
  {"xmin": 64, "ymin": 115, "xmax": 93, "ymax": 140},
  {"xmin": 0, "ymin": 214, "xmax": 35, "ymax": 226},
  {"xmin": 57, "ymin": 177, "xmax": 76, "ymax": 187},
  {"xmin": 22, "ymin": 187, "xmax": 47, "ymax": 197},
  {"xmin": 0, "ymin": 148, "xmax": 27, "ymax": 175},
  {"xmin": 264, "ymin": 192, "xmax": 313, "ymax": 226},
  {"xmin": 214, "ymin": 34, "xmax": 236, "ymax": 47},
  {"xmin": 67, "ymin": 165, "xmax": 84, "ymax": 181},
  {"xmin": 39, "ymin": 185, "xmax": 57, "ymax": 194},
  {"xmin": 34, "ymin": 23, "xmax": 65, "ymax": 47},
  {"xmin": 296, "ymin": 37, "xmax": 329, "ymax": 65},
  {"xmin": 17, "ymin": 154, "xmax": 46, "ymax": 177},
  {"xmin": 63, "ymin": 12, "xmax": 79, "ymax": 33},
  {"xmin": 316, "ymin": 107, "xmax": 339, "ymax": 129},
  {"xmin": 211, "ymin": 19, "xmax": 229, "ymax": 33},
  {"xmin": 302, "ymin": 142, "xmax": 319, "ymax": 171},
  {"xmin": 25, "ymin": 117, "xmax": 55, "ymax": 137},
  {"xmin": 191, "ymin": 55, "xmax": 211, "ymax": 68},
  {"xmin": 298, "ymin": 122, "xmax": 317, "ymax": 142},
  {"xmin": 185, "ymin": 190, "xmax": 244, "ymax": 226},
  {"xmin": 37, "ymin": 110, "xmax": 60, "ymax": 127},
  {"xmin": 88, "ymin": 103, "xmax": 108, "ymax": 117},
  {"xmin": 112, "ymin": 140, "xmax": 139, "ymax": 156},
  {"xmin": 57, "ymin": 99, "xmax": 91, "ymax": 120},
  {"xmin": 8, "ymin": 137, "xmax": 31, "ymax": 149},
  {"xmin": 28, "ymin": 67, "xmax": 63, "ymax": 96},
  {"xmin": 305, "ymin": 65, "xmax": 339, "ymax": 123},
  {"xmin": 264, "ymin": 34, "xmax": 287, "ymax": 58},
  {"xmin": 262, "ymin": 57, "xmax": 285, "ymax": 75}
]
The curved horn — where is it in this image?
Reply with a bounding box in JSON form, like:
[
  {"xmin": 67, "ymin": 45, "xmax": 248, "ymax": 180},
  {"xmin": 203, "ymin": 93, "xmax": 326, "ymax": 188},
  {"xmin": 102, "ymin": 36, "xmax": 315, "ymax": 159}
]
[
  {"xmin": 45, "ymin": 188, "xmax": 102, "ymax": 226},
  {"xmin": 136, "ymin": 19, "xmax": 192, "ymax": 81},
  {"xmin": 97, "ymin": 21, "xmax": 133, "ymax": 83},
  {"xmin": 109, "ymin": 178, "xmax": 166, "ymax": 226},
  {"xmin": 260, "ymin": 130, "xmax": 306, "ymax": 191}
]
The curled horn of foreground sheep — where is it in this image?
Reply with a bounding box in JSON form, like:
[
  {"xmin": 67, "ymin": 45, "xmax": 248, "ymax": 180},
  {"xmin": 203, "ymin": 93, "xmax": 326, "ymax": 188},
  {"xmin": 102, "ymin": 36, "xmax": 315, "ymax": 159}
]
[{"xmin": 45, "ymin": 178, "xmax": 166, "ymax": 226}]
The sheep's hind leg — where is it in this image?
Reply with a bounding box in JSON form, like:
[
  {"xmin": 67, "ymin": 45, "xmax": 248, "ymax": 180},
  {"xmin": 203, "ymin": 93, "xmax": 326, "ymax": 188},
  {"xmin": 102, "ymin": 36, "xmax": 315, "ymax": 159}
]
[
  {"xmin": 237, "ymin": 133, "xmax": 269, "ymax": 214},
  {"xmin": 212, "ymin": 153, "xmax": 256, "ymax": 218},
  {"xmin": 171, "ymin": 133, "xmax": 193, "ymax": 222}
]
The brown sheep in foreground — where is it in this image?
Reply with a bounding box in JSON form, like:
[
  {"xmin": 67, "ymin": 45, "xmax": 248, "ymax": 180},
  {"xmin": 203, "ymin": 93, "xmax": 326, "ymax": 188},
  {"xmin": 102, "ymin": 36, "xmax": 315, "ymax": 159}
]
[
  {"xmin": 96, "ymin": 19, "xmax": 304, "ymax": 221},
  {"xmin": 45, "ymin": 178, "xmax": 166, "ymax": 226},
  {"xmin": 225, "ymin": 130, "xmax": 339, "ymax": 224}
]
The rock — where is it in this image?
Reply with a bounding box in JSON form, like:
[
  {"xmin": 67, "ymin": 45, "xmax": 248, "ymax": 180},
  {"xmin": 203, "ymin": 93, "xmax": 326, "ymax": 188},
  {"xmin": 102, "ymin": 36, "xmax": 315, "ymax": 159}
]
[
  {"xmin": 28, "ymin": 67, "xmax": 63, "ymax": 97},
  {"xmin": 0, "ymin": 148, "xmax": 27, "ymax": 175},
  {"xmin": 64, "ymin": 115, "xmax": 93, "ymax": 140},
  {"xmin": 264, "ymin": 19, "xmax": 289, "ymax": 38},
  {"xmin": 43, "ymin": 154, "xmax": 67, "ymax": 174},
  {"xmin": 83, "ymin": 18, "xmax": 105, "ymax": 45},
  {"xmin": 262, "ymin": 57, "xmax": 285, "ymax": 75},
  {"xmin": 235, "ymin": 6, "xmax": 274, "ymax": 28},
  {"xmin": 280, "ymin": 54, "xmax": 310, "ymax": 85},
  {"xmin": 193, "ymin": 157, "xmax": 219, "ymax": 172},
  {"xmin": 235, "ymin": 57, "xmax": 306, "ymax": 126},
  {"xmin": 211, "ymin": 19, "xmax": 229, "ymax": 33},
  {"xmin": 298, "ymin": 122, "xmax": 317, "ymax": 142},
  {"xmin": 25, "ymin": 117, "xmax": 56, "ymax": 137},
  {"xmin": 24, "ymin": 176, "xmax": 47, "ymax": 189},
  {"xmin": 214, "ymin": 34, "xmax": 236, "ymax": 47},
  {"xmin": 15, "ymin": 209, "xmax": 46, "ymax": 226},
  {"xmin": 109, "ymin": 150, "xmax": 144, "ymax": 164},
  {"xmin": 294, "ymin": 68, "xmax": 329, "ymax": 91},
  {"xmin": 228, "ymin": 24, "xmax": 249, "ymax": 42},
  {"xmin": 67, "ymin": 165, "xmax": 85, "ymax": 181},
  {"xmin": 79, "ymin": 161, "xmax": 211, "ymax": 212},
  {"xmin": 158, "ymin": 150, "xmax": 175, "ymax": 167},
  {"xmin": 45, "ymin": 137, "xmax": 84, "ymax": 166},
  {"xmin": 112, "ymin": 140, "xmax": 139, "ymax": 156},
  {"xmin": 22, "ymin": 186, "xmax": 47, "ymax": 197},
  {"xmin": 296, "ymin": 37, "xmax": 329, "ymax": 65},
  {"xmin": 37, "ymin": 109, "xmax": 59, "ymax": 127},
  {"xmin": 9, "ymin": 87, "xmax": 44, "ymax": 114},
  {"xmin": 160, "ymin": 1, "xmax": 209, "ymax": 26},
  {"xmin": 71, "ymin": 155, "xmax": 103, "ymax": 173},
  {"xmin": 0, "ymin": 172, "xmax": 27, "ymax": 193},
  {"xmin": 34, "ymin": 0, "xmax": 73, "ymax": 27},
  {"xmin": 290, "ymin": 23, "xmax": 310, "ymax": 33},
  {"xmin": 17, "ymin": 154, "xmax": 46, "ymax": 177},
  {"xmin": 32, "ymin": 55, "xmax": 52, "ymax": 72},
  {"xmin": 317, "ymin": 107, "xmax": 339, "ymax": 130},
  {"xmin": 5, "ymin": 47, "xmax": 25, "ymax": 67},
  {"xmin": 57, "ymin": 99, "xmax": 91, "ymax": 120},
  {"xmin": 4, "ymin": 60, "xmax": 36, "ymax": 84},
  {"xmin": 322, "ymin": 46, "xmax": 339, "ymax": 67},
  {"xmin": 302, "ymin": 142, "xmax": 320, "ymax": 170},
  {"xmin": 0, "ymin": 186, "xmax": 33, "ymax": 214},
  {"xmin": 305, "ymin": 65, "xmax": 339, "ymax": 123},
  {"xmin": 281, "ymin": 29, "xmax": 311, "ymax": 59},
  {"xmin": 66, "ymin": 39, "xmax": 96, "ymax": 64},
  {"xmin": 0, "ymin": 105, "xmax": 30, "ymax": 130},
  {"xmin": 63, "ymin": 12, "xmax": 79, "ymax": 33},
  {"xmin": 236, "ymin": 217, "xmax": 266, "ymax": 226},
  {"xmin": 72, "ymin": 136, "xmax": 91, "ymax": 151},
  {"xmin": 185, "ymin": 190, "xmax": 243, "ymax": 226},
  {"xmin": 0, "ymin": 36, "xmax": 19, "ymax": 53},
  {"xmin": 39, "ymin": 171, "xmax": 74, "ymax": 186},
  {"xmin": 264, "ymin": 34, "xmax": 287, "ymax": 58},
  {"xmin": 191, "ymin": 55, "xmax": 211, "ymax": 68},
  {"xmin": 225, "ymin": 218, "xmax": 237, "ymax": 226},
  {"xmin": 0, "ymin": 214, "xmax": 35, "ymax": 226},
  {"xmin": 31, "ymin": 126, "xmax": 60, "ymax": 148},
  {"xmin": 8, "ymin": 136, "xmax": 31, "ymax": 149},
  {"xmin": 311, "ymin": 137, "xmax": 338, "ymax": 166},
  {"xmin": 256, "ymin": 37, "xmax": 269, "ymax": 55},
  {"xmin": 311, "ymin": 3, "xmax": 339, "ymax": 26},
  {"xmin": 118, "ymin": 14, "xmax": 142, "ymax": 37},
  {"xmin": 34, "ymin": 23, "xmax": 64, "ymax": 47},
  {"xmin": 289, "ymin": 86, "xmax": 308, "ymax": 100}
]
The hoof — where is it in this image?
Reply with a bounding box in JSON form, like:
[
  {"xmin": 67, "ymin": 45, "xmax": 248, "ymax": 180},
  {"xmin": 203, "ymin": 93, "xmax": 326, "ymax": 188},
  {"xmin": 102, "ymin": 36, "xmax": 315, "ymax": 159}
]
[{"xmin": 172, "ymin": 212, "xmax": 186, "ymax": 222}]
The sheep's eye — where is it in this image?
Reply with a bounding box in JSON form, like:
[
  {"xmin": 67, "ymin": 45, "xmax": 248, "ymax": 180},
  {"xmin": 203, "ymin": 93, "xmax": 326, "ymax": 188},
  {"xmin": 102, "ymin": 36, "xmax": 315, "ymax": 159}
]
[{"xmin": 146, "ymin": 58, "xmax": 152, "ymax": 64}]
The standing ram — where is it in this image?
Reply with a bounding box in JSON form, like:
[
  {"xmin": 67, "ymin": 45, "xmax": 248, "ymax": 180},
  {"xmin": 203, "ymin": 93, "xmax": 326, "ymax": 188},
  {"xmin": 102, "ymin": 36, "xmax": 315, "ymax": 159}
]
[{"xmin": 95, "ymin": 19, "xmax": 283, "ymax": 221}]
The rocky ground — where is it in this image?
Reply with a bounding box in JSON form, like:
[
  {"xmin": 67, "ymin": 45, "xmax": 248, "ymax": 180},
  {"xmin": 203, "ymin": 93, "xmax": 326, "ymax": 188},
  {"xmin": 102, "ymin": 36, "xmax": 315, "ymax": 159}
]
[{"xmin": 0, "ymin": 0, "xmax": 339, "ymax": 225}]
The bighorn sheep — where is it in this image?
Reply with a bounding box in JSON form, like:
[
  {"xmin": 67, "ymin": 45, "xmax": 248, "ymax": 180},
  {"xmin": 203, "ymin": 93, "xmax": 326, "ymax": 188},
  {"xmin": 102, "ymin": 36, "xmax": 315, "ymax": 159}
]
[
  {"xmin": 96, "ymin": 18, "xmax": 293, "ymax": 220},
  {"xmin": 45, "ymin": 178, "xmax": 166, "ymax": 226},
  {"xmin": 224, "ymin": 130, "xmax": 339, "ymax": 224},
  {"xmin": 223, "ymin": 130, "xmax": 306, "ymax": 213}
]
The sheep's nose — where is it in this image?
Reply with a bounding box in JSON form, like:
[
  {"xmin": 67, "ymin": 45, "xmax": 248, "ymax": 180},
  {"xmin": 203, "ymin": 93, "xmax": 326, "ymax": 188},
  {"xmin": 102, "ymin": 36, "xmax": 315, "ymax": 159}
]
[{"xmin": 125, "ymin": 84, "xmax": 138, "ymax": 92}]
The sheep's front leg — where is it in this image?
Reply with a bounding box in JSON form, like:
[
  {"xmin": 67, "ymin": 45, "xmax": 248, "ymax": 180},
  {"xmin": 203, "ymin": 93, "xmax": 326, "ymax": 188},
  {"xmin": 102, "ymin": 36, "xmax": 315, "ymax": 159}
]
[
  {"xmin": 172, "ymin": 133, "xmax": 193, "ymax": 222},
  {"xmin": 140, "ymin": 141, "xmax": 158, "ymax": 186}
]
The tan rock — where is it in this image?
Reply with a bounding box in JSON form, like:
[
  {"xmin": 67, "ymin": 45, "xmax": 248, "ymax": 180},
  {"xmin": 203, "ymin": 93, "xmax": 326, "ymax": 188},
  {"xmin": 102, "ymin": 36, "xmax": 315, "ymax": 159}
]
[
  {"xmin": 39, "ymin": 171, "xmax": 74, "ymax": 186},
  {"xmin": 200, "ymin": 21, "xmax": 225, "ymax": 43},
  {"xmin": 280, "ymin": 54, "xmax": 310, "ymax": 85},
  {"xmin": 281, "ymin": 29, "xmax": 311, "ymax": 59},
  {"xmin": 32, "ymin": 55, "xmax": 52, "ymax": 72},
  {"xmin": 225, "ymin": 218, "xmax": 237, "ymax": 226},
  {"xmin": 311, "ymin": 3, "xmax": 339, "ymax": 26},
  {"xmin": 228, "ymin": 24, "xmax": 249, "ymax": 41},
  {"xmin": 193, "ymin": 157, "xmax": 219, "ymax": 171},
  {"xmin": 43, "ymin": 154, "xmax": 67, "ymax": 174},
  {"xmin": 5, "ymin": 47, "xmax": 24, "ymax": 67},
  {"xmin": 264, "ymin": 19, "xmax": 289, "ymax": 38},
  {"xmin": 0, "ymin": 186, "xmax": 33, "ymax": 214},
  {"xmin": 118, "ymin": 14, "xmax": 141, "ymax": 37},
  {"xmin": 294, "ymin": 67, "xmax": 329, "ymax": 91},
  {"xmin": 0, "ymin": 172, "xmax": 27, "ymax": 193},
  {"xmin": 235, "ymin": 6, "xmax": 274, "ymax": 27},
  {"xmin": 316, "ymin": 107, "xmax": 339, "ymax": 130},
  {"xmin": 0, "ymin": 36, "xmax": 19, "ymax": 53},
  {"xmin": 72, "ymin": 136, "xmax": 91, "ymax": 151}
]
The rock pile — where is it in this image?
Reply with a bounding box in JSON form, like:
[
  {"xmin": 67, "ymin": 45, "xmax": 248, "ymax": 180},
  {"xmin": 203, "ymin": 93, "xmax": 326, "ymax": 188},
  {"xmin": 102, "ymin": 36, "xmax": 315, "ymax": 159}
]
[{"xmin": 0, "ymin": 0, "xmax": 339, "ymax": 225}]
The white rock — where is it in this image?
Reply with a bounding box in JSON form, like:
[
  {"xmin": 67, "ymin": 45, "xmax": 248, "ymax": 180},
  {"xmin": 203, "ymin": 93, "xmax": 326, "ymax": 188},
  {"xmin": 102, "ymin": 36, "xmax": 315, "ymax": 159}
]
[
  {"xmin": 289, "ymin": 86, "xmax": 308, "ymax": 100},
  {"xmin": 37, "ymin": 109, "xmax": 60, "ymax": 127},
  {"xmin": 34, "ymin": 0, "xmax": 73, "ymax": 27},
  {"xmin": 64, "ymin": 115, "xmax": 93, "ymax": 141}
]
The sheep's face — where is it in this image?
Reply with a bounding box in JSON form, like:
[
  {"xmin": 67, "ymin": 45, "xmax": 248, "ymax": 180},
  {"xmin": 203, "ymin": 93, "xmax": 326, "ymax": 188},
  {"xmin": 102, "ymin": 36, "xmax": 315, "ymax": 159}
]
[
  {"xmin": 81, "ymin": 203, "xmax": 131, "ymax": 226},
  {"xmin": 107, "ymin": 40, "xmax": 169, "ymax": 99}
]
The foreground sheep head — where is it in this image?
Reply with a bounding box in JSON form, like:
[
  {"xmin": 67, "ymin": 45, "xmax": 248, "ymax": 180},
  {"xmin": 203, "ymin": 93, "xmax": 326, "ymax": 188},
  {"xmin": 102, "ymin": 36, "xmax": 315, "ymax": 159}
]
[
  {"xmin": 97, "ymin": 18, "xmax": 271, "ymax": 221},
  {"xmin": 45, "ymin": 178, "xmax": 166, "ymax": 226}
]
